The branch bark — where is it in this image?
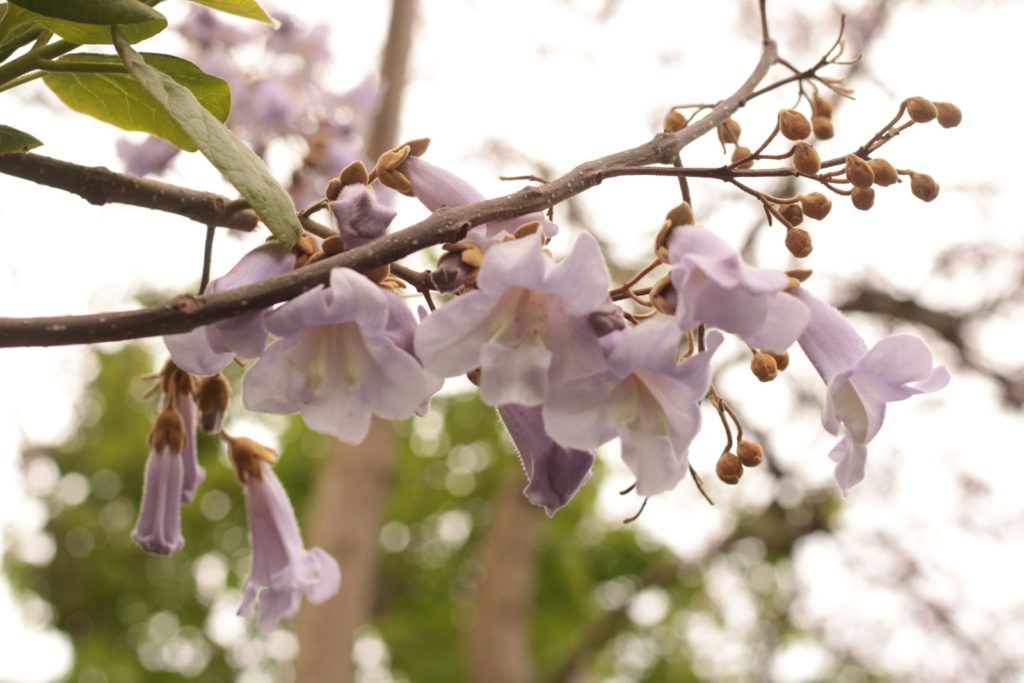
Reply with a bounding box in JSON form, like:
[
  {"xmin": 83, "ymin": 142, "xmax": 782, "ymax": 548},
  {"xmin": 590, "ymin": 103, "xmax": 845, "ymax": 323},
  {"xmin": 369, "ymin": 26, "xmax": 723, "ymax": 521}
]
[{"xmin": 0, "ymin": 39, "xmax": 777, "ymax": 348}]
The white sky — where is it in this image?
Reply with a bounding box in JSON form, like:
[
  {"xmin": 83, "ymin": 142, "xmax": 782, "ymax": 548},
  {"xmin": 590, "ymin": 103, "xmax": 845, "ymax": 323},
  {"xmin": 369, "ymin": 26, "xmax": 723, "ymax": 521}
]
[{"xmin": 1, "ymin": 1, "xmax": 1022, "ymax": 681}]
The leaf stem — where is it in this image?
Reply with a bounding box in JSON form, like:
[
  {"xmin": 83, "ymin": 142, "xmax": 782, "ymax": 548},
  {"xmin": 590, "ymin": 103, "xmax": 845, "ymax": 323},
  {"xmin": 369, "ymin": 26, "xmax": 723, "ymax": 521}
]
[{"xmin": 0, "ymin": 39, "xmax": 78, "ymax": 86}]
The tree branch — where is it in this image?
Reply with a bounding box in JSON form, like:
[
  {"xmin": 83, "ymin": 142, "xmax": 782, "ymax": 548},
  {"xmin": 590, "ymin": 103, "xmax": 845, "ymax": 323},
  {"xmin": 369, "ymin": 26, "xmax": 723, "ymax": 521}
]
[{"xmin": 0, "ymin": 39, "xmax": 777, "ymax": 348}]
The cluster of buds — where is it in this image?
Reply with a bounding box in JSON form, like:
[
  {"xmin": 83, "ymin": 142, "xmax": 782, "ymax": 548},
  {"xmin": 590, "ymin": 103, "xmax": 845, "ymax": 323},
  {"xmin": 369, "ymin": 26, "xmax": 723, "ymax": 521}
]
[
  {"xmin": 715, "ymin": 439, "xmax": 766, "ymax": 485},
  {"xmin": 810, "ymin": 93, "xmax": 835, "ymax": 140}
]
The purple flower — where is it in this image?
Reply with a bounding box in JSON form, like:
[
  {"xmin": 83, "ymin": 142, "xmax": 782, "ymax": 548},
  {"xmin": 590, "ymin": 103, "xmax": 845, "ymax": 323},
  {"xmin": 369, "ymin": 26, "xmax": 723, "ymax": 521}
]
[
  {"xmin": 173, "ymin": 391, "xmax": 205, "ymax": 504},
  {"xmin": 164, "ymin": 242, "xmax": 296, "ymax": 375},
  {"xmin": 497, "ymin": 404, "xmax": 594, "ymax": 515},
  {"xmin": 224, "ymin": 435, "xmax": 340, "ymax": 632},
  {"xmin": 242, "ymin": 268, "xmax": 439, "ymax": 444},
  {"xmin": 544, "ymin": 318, "xmax": 722, "ymax": 496},
  {"xmin": 793, "ymin": 288, "xmax": 950, "ymax": 493},
  {"xmin": 116, "ymin": 136, "xmax": 180, "ymax": 177},
  {"xmin": 415, "ymin": 232, "xmax": 611, "ymax": 407},
  {"xmin": 330, "ymin": 184, "xmax": 396, "ymax": 249},
  {"xmin": 131, "ymin": 405, "xmax": 187, "ymax": 555},
  {"xmin": 667, "ymin": 226, "xmax": 809, "ymax": 351}
]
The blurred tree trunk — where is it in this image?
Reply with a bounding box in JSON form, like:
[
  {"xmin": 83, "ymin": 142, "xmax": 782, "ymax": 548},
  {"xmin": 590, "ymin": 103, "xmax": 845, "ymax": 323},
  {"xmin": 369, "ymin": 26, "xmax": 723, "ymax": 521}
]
[
  {"xmin": 468, "ymin": 470, "xmax": 544, "ymax": 683},
  {"xmin": 293, "ymin": 419, "xmax": 396, "ymax": 682}
]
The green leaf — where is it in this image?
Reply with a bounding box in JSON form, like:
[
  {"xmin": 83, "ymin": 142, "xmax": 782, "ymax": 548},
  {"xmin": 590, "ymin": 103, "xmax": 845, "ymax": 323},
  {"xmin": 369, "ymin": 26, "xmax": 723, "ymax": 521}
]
[
  {"xmin": 28, "ymin": 12, "xmax": 166, "ymax": 44},
  {"xmin": 0, "ymin": 124, "xmax": 41, "ymax": 153},
  {"xmin": 113, "ymin": 31, "xmax": 301, "ymax": 247},
  {"xmin": 43, "ymin": 54, "xmax": 229, "ymax": 151},
  {"xmin": 188, "ymin": 0, "xmax": 274, "ymax": 25},
  {"xmin": 9, "ymin": 0, "xmax": 161, "ymax": 25}
]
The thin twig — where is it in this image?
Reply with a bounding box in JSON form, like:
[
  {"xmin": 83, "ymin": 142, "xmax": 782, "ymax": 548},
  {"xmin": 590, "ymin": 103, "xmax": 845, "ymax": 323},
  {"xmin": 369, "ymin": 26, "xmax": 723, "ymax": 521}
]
[{"xmin": 198, "ymin": 225, "xmax": 216, "ymax": 295}]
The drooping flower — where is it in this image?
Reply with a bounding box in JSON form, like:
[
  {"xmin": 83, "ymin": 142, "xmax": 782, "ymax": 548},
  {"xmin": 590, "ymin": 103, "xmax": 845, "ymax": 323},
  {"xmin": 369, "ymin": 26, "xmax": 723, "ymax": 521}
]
[
  {"xmin": 415, "ymin": 231, "xmax": 611, "ymax": 407},
  {"xmin": 164, "ymin": 242, "xmax": 297, "ymax": 376},
  {"xmin": 793, "ymin": 288, "xmax": 950, "ymax": 493},
  {"xmin": 497, "ymin": 404, "xmax": 594, "ymax": 515},
  {"xmin": 222, "ymin": 433, "xmax": 340, "ymax": 632},
  {"xmin": 544, "ymin": 317, "xmax": 723, "ymax": 496},
  {"xmin": 131, "ymin": 403, "xmax": 187, "ymax": 555},
  {"xmin": 667, "ymin": 226, "xmax": 809, "ymax": 352},
  {"xmin": 243, "ymin": 268, "xmax": 439, "ymax": 444},
  {"xmin": 160, "ymin": 362, "xmax": 204, "ymax": 503}
]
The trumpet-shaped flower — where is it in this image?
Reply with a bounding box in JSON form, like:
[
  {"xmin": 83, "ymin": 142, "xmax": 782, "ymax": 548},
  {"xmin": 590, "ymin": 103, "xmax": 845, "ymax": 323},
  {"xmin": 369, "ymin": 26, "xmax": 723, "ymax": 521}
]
[
  {"xmin": 497, "ymin": 404, "xmax": 594, "ymax": 515},
  {"xmin": 544, "ymin": 317, "xmax": 722, "ymax": 496},
  {"xmin": 415, "ymin": 232, "xmax": 610, "ymax": 407},
  {"xmin": 165, "ymin": 243, "xmax": 296, "ymax": 375},
  {"xmin": 225, "ymin": 435, "xmax": 340, "ymax": 632},
  {"xmin": 173, "ymin": 392, "xmax": 204, "ymax": 504},
  {"xmin": 667, "ymin": 226, "xmax": 809, "ymax": 351},
  {"xmin": 793, "ymin": 288, "xmax": 950, "ymax": 493},
  {"xmin": 131, "ymin": 406, "xmax": 187, "ymax": 555},
  {"xmin": 243, "ymin": 268, "xmax": 439, "ymax": 444}
]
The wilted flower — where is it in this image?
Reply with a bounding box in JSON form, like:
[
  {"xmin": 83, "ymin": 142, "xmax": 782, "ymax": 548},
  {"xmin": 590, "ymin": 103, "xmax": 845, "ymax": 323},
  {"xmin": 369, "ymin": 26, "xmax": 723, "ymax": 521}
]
[
  {"xmin": 793, "ymin": 288, "xmax": 949, "ymax": 493},
  {"xmin": 667, "ymin": 225, "xmax": 809, "ymax": 351},
  {"xmin": 544, "ymin": 318, "xmax": 722, "ymax": 496},
  {"xmin": 222, "ymin": 433, "xmax": 340, "ymax": 632},
  {"xmin": 243, "ymin": 268, "xmax": 439, "ymax": 444}
]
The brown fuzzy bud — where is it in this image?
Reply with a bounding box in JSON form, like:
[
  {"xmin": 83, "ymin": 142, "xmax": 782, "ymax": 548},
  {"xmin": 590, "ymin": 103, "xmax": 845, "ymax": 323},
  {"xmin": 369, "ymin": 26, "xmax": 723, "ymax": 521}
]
[
  {"xmin": 812, "ymin": 94, "xmax": 834, "ymax": 118},
  {"xmin": 325, "ymin": 177, "xmax": 343, "ymax": 201},
  {"xmin": 665, "ymin": 200, "xmax": 695, "ymax": 227},
  {"xmin": 716, "ymin": 452, "xmax": 743, "ymax": 484},
  {"xmin": 150, "ymin": 404, "xmax": 187, "ymax": 453},
  {"xmin": 868, "ymin": 158, "xmax": 899, "ymax": 187},
  {"xmin": 785, "ymin": 227, "xmax": 813, "ymax": 258},
  {"xmin": 664, "ymin": 109, "xmax": 687, "ymax": 132},
  {"xmin": 221, "ymin": 432, "xmax": 278, "ymax": 483},
  {"xmin": 737, "ymin": 439, "xmax": 765, "ymax": 467},
  {"xmin": 196, "ymin": 373, "xmax": 232, "ymax": 433},
  {"xmin": 851, "ymin": 186, "xmax": 875, "ymax": 211},
  {"xmin": 649, "ymin": 276, "xmax": 678, "ymax": 315},
  {"xmin": 767, "ymin": 351, "xmax": 790, "ymax": 371},
  {"xmin": 731, "ymin": 146, "xmax": 753, "ymax": 169},
  {"xmin": 780, "ymin": 203, "xmax": 804, "ymax": 227},
  {"xmin": 812, "ymin": 116, "xmax": 834, "ymax": 140},
  {"xmin": 338, "ymin": 160, "xmax": 370, "ymax": 187},
  {"xmin": 779, "ymin": 109, "xmax": 812, "ymax": 141},
  {"xmin": 800, "ymin": 192, "xmax": 832, "ymax": 220},
  {"xmin": 751, "ymin": 351, "xmax": 779, "ymax": 382},
  {"xmin": 654, "ymin": 210, "xmax": 693, "ymax": 263},
  {"xmin": 845, "ymin": 154, "xmax": 874, "ymax": 189},
  {"xmin": 904, "ymin": 96, "xmax": 938, "ymax": 123},
  {"xmin": 910, "ymin": 172, "xmax": 939, "ymax": 202},
  {"xmin": 934, "ymin": 102, "xmax": 962, "ymax": 128},
  {"xmin": 792, "ymin": 142, "xmax": 821, "ymax": 175},
  {"xmin": 785, "ymin": 268, "xmax": 813, "ymax": 282},
  {"xmin": 718, "ymin": 118, "xmax": 741, "ymax": 144}
]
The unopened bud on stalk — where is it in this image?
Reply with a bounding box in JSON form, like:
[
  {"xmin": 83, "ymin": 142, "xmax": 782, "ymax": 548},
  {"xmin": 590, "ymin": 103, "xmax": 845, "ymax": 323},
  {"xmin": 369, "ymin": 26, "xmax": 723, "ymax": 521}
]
[
  {"xmin": 665, "ymin": 200, "xmax": 695, "ymax": 227},
  {"xmin": 664, "ymin": 109, "xmax": 687, "ymax": 132},
  {"xmin": 779, "ymin": 109, "xmax": 812, "ymax": 140},
  {"xmin": 845, "ymin": 154, "xmax": 875, "ymax": 189},
  {"xmin": 732, "ymin": 146, "xmax": 754, "ymax": 169},
  {"xmin": 716, "ymin": 452, "xmax": 743, "ymax": 484},
  {"xmin": 792, "ymin": 142, "xmax": 821, "ymax": 175},
  {"xmin": 780, "ymin": 203, "xmax": 804, "ymax": 227},
  {"xmin": 934, "ymin": 102, "xmax": 962, "ymax": 128},
  {"xmin": 751, "ymin": 351, "xmax": 779, "ymax": 382},
  {"xmin": 812, "ymin": 116, "xmax": 834, "ymax": 140},
  {"xmin": 851, "ymin": 187, "xmax": 875, "ymax": 211},
  {"xmin": 910, "ymin": 172, "xmax": 940, "ymax": 202},
  {"xmin": 812, "ymin": 94, "xmax": 833, "ymax": 118},
  {"xmin": 737, "ymin": 439, "xmax": 765, "ymax": 467},
  {"xmin": 904, "ymin": 96, "xmax": 938, "ymax": 123},
  {"xmin": 718, "ymin": 118, "xmax": 741, "ymax": 144},
  {"xmin": 800, "ymin": 192, "xmax": 832, "ymax": 220},
  {"xmin": 767, "ymin": 351, "xmax": 790, "ymax": 371},
  {"xmin": 196, "ymin": 374, "xmax": 232, "ymax": 433},
  {"xmin": 785, "ymin": 227, "xmax": 813, "ymax": 258},
  {"xmin": 868, "ymin": 158, "xmax": 899, "ymax": 187}
]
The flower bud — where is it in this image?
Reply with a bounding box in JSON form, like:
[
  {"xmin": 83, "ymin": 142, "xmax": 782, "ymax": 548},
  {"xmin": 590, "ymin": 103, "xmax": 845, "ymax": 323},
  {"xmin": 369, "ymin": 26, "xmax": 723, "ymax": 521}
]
[
  {"xmin": 780, "ymin": 203, "xmax": 804, "ymax": 226},
  {"xmin": 812, "ymin": 94, "xmax": 833, "ymax": 118},
  {"xmin": 325, "ymin": 177, "xmax": 343, "ymax": 201},
  {"xmin": 910, "ymin": 172, "xmax": 939, "ymax": 202},
  {"xmin": 750, "ymin": 351, "xmax": 779, "ymax": 382},
  {"xmin": 196, "ymin": 373, "xmax": 232, "ymax": 433},
  {"xmin": 867, "ymin": 158, "xmax": 899, "ymax": 187},
  {"xmin": 904, "ymin": 96, "xmax": 937, "ymax": 123},
  {"xmin": 665, "ymin": 200, "xmax": 695, "ymax": 227},
  {"xmin": 934, "ymin": 102, "xmax": 962, "ymax": 128},
  {"xmin": 655, "ymin": 202, "xmax": 695, "ymax": 262},
  {"xmin": 716, "ymin": 452, "xmax": 743, "ymax": 484},
  {"xmin": 649, "ymin": 276, "xmax": 678, "ymax": 315},
  {"xmin": 731, "ymin": 146, "xmax": 753, "ymax": 169},
  {"xmin": 664, "ymin": 109, "xmax": 687, "ymax": 132},
  {"xmin": 718, "ymin": 118, "xmax": 741, "ymax": 144},
  {"xmin": 767, "ymin": 351, "xmax": 789, "ymax": 371},
  {"xmin": 779, "ymin": 109, "xmax": 812, "ymax": 140},
  {"xmin": 737, "ymin": 439, "xmax": 764, "ymax": 467},
  {"xmin": 812, "ymin": 116, "xmax": 834, "ymax": 140},
  {"xmin": 792, "ymin": 142, "xmax": 821, "ymax": 175},
  {"xmin": 800, "ymin": 192, "xmax": 832, "ymax": 220},
  {"xmin": 845, "ymin": 154, "xmax": 874, "ymax": 189},
  {"xmin": 785, "ymin": 227, "xmax": 813, "ymax": 258},
  {"xmin": 851, "ymin": 186, "xmax": 875, "ymax": 211}
]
